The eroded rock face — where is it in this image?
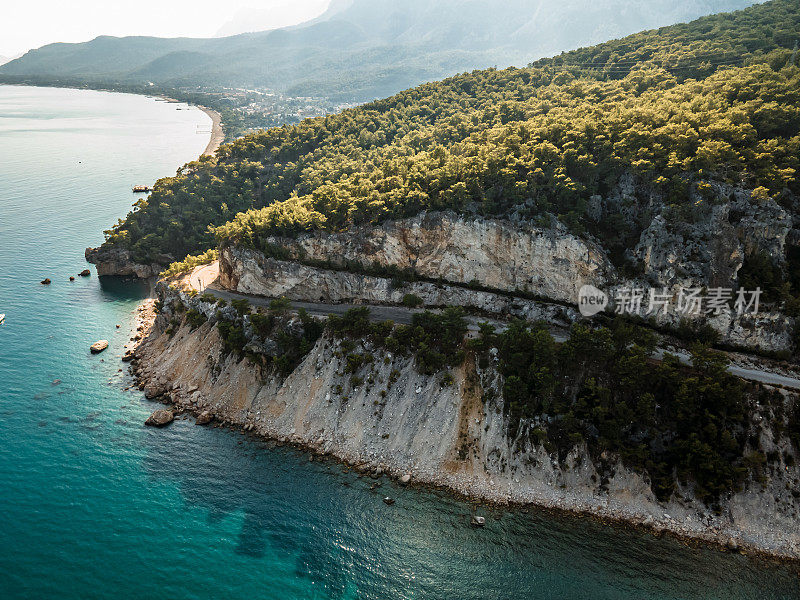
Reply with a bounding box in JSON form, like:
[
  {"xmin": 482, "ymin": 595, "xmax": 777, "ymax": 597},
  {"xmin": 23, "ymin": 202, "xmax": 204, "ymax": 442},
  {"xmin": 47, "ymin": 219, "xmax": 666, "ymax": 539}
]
[
  {"xmin": 132, "ymin": 310, "xmax": 800, "ymax": 559},
  {"xmin": 84, "ymin": 246, "xmax": 168, "ymax": 278},
  {"xmin": 237, "ymin": 212, "xmax": 613, "ymax": 303},
  {"xmin": 634, "ymin": 207, "xmax": 742, "ymax": 290},
  {"xmin": 220, "ymin": 247, "xmax": 579, "ymax": 326},
  {"xmin": 632, "ymin": 190, "xmax": 792, "ymax": 291}
]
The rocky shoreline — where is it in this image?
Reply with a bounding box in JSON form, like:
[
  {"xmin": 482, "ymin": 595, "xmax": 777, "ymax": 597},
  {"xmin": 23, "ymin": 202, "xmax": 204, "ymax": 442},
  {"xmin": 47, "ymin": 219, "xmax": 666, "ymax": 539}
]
[
  {"xmin": 84, "ymin": 246, "xmax": 170, "ymax": 278},
  {"xmin": 126, "ymin": 297, "xmax": 800, "ymax": 564}
]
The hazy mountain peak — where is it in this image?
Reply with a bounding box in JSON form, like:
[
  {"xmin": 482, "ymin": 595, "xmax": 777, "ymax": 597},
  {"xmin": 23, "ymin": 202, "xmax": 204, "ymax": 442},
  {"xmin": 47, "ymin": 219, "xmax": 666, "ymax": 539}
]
[{"xmin": 214, "ymin": 1, "xmax": 331, "ymax": 37}]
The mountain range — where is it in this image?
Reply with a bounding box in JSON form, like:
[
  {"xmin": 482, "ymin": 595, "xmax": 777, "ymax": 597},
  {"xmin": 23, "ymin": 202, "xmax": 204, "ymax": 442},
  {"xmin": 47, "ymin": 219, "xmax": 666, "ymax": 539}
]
[{"xmin": 0, "ymin": 0, "xmax": 759, "ymax": 101}]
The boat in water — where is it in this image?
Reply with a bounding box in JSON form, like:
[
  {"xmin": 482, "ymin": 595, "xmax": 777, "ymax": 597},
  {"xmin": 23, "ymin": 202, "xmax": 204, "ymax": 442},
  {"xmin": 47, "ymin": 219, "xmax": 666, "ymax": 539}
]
[{"xmin": 0, "ymin": 313, "xmax": 5, "ymax": 325}]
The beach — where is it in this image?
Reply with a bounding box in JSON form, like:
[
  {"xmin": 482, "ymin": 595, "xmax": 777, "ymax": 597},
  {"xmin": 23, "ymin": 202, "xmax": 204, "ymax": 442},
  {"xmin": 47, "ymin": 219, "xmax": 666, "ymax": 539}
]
[{"xmin": 199, "ymin": 106, "xmax": 224, "ymax": 156}]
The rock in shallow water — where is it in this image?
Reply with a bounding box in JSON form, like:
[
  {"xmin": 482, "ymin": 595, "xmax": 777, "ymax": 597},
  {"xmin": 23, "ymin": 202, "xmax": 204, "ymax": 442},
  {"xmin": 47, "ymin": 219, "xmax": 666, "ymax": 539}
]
[
  {"xmin": 90, "ymin": 340, "xmax": 109, "ymax": 353},
  {"xmin": 145, "ymin": 410, "xmax": 174, "ymax": 427}
]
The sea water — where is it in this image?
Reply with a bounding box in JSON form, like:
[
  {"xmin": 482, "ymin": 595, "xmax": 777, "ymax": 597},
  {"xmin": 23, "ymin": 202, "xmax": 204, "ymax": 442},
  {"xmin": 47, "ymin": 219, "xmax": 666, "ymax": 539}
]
[{"xmin": 0, "ymin": 84, "xmax": 797, "ymax": 600}]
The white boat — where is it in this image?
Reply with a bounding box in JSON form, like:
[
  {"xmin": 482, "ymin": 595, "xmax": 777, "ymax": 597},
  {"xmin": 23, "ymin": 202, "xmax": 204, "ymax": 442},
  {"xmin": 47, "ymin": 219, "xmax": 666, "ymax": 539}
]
[{"xmin": 0, "ymin": 313, "xmax": 5, "ymax": 325}]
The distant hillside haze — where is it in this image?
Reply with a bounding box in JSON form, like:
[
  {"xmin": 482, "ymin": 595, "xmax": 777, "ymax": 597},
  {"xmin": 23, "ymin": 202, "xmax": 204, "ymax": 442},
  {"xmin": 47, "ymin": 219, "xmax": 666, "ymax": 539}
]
[
  {"xmin": 213, "ymin": 0, "xmax": 331, "ymax": 37},
  {"xmin": 0, "ymin": 0, "xmax": 760, "ymax": 100},
  {"xmin": 0, "ymin": 53, "xmax": 22, "ymax": 66}
]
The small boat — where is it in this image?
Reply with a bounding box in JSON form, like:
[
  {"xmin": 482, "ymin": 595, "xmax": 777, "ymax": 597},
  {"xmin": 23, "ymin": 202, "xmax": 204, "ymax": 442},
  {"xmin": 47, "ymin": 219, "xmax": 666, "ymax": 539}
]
[
  {"xmin": 0, "ymin": 313, "xmax": 5, "ymax": 325},
  {"xmin": 132, "ymin": 185, "xmax": 152, "ymax": 193}
]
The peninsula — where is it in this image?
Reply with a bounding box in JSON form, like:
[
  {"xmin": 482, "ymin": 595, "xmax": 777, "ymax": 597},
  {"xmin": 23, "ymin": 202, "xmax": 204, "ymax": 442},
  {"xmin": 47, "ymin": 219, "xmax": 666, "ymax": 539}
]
[{"xmin": 103, "ymin": 0, "xmax": 800, "ymax": 560}]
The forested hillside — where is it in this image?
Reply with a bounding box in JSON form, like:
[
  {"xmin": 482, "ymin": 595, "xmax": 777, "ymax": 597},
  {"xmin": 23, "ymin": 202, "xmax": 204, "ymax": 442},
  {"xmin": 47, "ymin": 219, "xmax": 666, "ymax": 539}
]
[{"xmin": 94, "ymin": 0, "xmax": 798, "ymax": 278}]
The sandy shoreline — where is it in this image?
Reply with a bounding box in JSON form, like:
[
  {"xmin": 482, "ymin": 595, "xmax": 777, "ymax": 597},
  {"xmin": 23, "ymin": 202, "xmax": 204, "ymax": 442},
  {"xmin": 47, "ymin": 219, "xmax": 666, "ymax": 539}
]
[{"xmin": 198, "ymin": 106, "xmax": 224, "ymax": 156}]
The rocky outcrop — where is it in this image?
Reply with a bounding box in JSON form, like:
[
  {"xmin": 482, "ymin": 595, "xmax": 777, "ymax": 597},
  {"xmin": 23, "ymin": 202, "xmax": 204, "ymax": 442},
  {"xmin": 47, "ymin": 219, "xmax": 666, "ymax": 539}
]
[
  {"xmin": 631, "ymin": 186, "xmax": 792, "ymax": 291},
  {"xmin": 85, "ymin": 246, "xmax": 170, "ymax": 278},
  {"xmin": 713, "ymin": 311, "xmax": 795, "ymax": 352},
  {"xmin": 90, "ymin": 340, "xmax": 109, "ymax": 353},
  {"xmin": 145, "ymin": 409, "xmax": 174, "ymax": 427},
  {"xmin": 130, "ymin": 286, "xmax": 800, "ymax": 560},
  {"xmin": 220, "ymin": 247, "xmax": 579, "ymax": 326},
  {"xmin": 242, "ymin": 211, "xmax": 613, "ymax": 303},
  {"xmin": 195, "ymin": 411, "xmax": 213, "ymax": 425}
]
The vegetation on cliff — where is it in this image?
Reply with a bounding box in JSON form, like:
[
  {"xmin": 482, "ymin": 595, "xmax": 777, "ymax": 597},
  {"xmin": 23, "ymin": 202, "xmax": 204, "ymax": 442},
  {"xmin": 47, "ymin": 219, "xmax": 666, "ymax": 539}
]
[
  {"xmin": 165, "ymin": 284, "xmax": 794, "ymax": 506},
  {"xmin": 161, "ymin": 248, "xmax": 218, "ymax": 278},
  {"xmin": 216, "ymin": 303, "xmax": 324, "ymax": 374},
  {"xmin": 328, "ymin": 306, "xmax": 468, "ymax": 375},
  {"xmin": 472, "ymin": 319, "xmax": 791, "ymax": 505},
  {"xmin": 327, "ymin": 306, "xmax": 792, "ymax": 505},
  {"xmin": 287, "ymin": 302, "xmax": 795, "ymax": 505},
  {"xmin": 98, "ymin": 0, "xmax": 798, "ymax": 275}
]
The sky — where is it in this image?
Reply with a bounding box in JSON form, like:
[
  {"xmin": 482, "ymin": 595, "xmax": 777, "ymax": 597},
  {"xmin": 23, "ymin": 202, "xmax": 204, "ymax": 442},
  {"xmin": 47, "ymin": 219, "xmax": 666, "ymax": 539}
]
[{"xmin": 0, "ymin": 0, "xmax": 331, "ymax": 58}]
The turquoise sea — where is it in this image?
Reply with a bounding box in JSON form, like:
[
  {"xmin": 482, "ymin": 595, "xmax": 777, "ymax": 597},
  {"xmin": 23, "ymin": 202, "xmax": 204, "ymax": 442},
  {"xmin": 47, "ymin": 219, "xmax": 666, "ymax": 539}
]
[{"xmin": 0, "ymin": 84, "xmax": 797, "ymax": 599}]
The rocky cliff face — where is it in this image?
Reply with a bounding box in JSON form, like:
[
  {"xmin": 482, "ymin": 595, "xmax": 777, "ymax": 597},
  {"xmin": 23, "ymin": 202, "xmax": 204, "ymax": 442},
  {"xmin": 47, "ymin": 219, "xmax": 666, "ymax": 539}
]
[
  {"xmin": 628, "ymin": 182, "xmax": 793, "ymax": 290},
  {"xmin": 132, "ymin": 285, "xmax": 800, "ymax": 560},
  {"xmin": 85, "ymin": 246, "xmax": 171, "ymax": 278},
  {"xmin": 220, "ymin": 208, "xmax": 795, "ymax": 353},
  {"xmin": 220, "ymin": 246, "xmax": 579, "ymax": 326},
  {"xmin": 252, "ymin": 211, "xmax": 614, "ymax": 303},
  {"xmin": 611, "ymin": 182, "xmax": 797, "ymax": 352}
]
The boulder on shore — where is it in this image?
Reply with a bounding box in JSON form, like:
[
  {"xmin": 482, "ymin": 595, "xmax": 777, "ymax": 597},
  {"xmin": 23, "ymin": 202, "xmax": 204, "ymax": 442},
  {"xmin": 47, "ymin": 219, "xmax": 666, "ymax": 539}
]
[
  {"xmin": 41, "ymin": 278, "xmax": 51, "ymax": 285},
  {"xmin": 90, "ymin": 340, "xmax": 109, "ymax": 353},
  {"xmin": 145, "ymin": 409, "xmax": 174, "ymax": 427},
  {"xmin": 144, "ymin": 382, "xmax": 167, "ymax": 399},
  {"xmin": 195, "ymin": 411, "xmax": 213, "ymax": 425}
]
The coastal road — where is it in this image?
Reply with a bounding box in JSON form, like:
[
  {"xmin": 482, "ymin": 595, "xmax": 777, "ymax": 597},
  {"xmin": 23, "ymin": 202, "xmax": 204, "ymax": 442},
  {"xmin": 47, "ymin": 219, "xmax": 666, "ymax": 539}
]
[
  {"xmin": 202, "ymin": 287, "xmax": 505, "ymax": 332},
  {"xmin": 189, "ymin": 262, "xmax": 507, "ymax": 331},
  {"xmin": 188, "ymin": 264, "xmax": 800, "ymax": 390},
  {"xmin": 652, "ymin": 348, "xmax": 800, "ymax": 389}
]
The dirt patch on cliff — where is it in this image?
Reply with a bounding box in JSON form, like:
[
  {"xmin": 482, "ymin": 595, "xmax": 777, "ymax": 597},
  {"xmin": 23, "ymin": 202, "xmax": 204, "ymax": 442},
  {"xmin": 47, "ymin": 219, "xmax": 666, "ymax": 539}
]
[{"xmin": 442, "ymin": 354, "xmax": 484, "ymax": 475}]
